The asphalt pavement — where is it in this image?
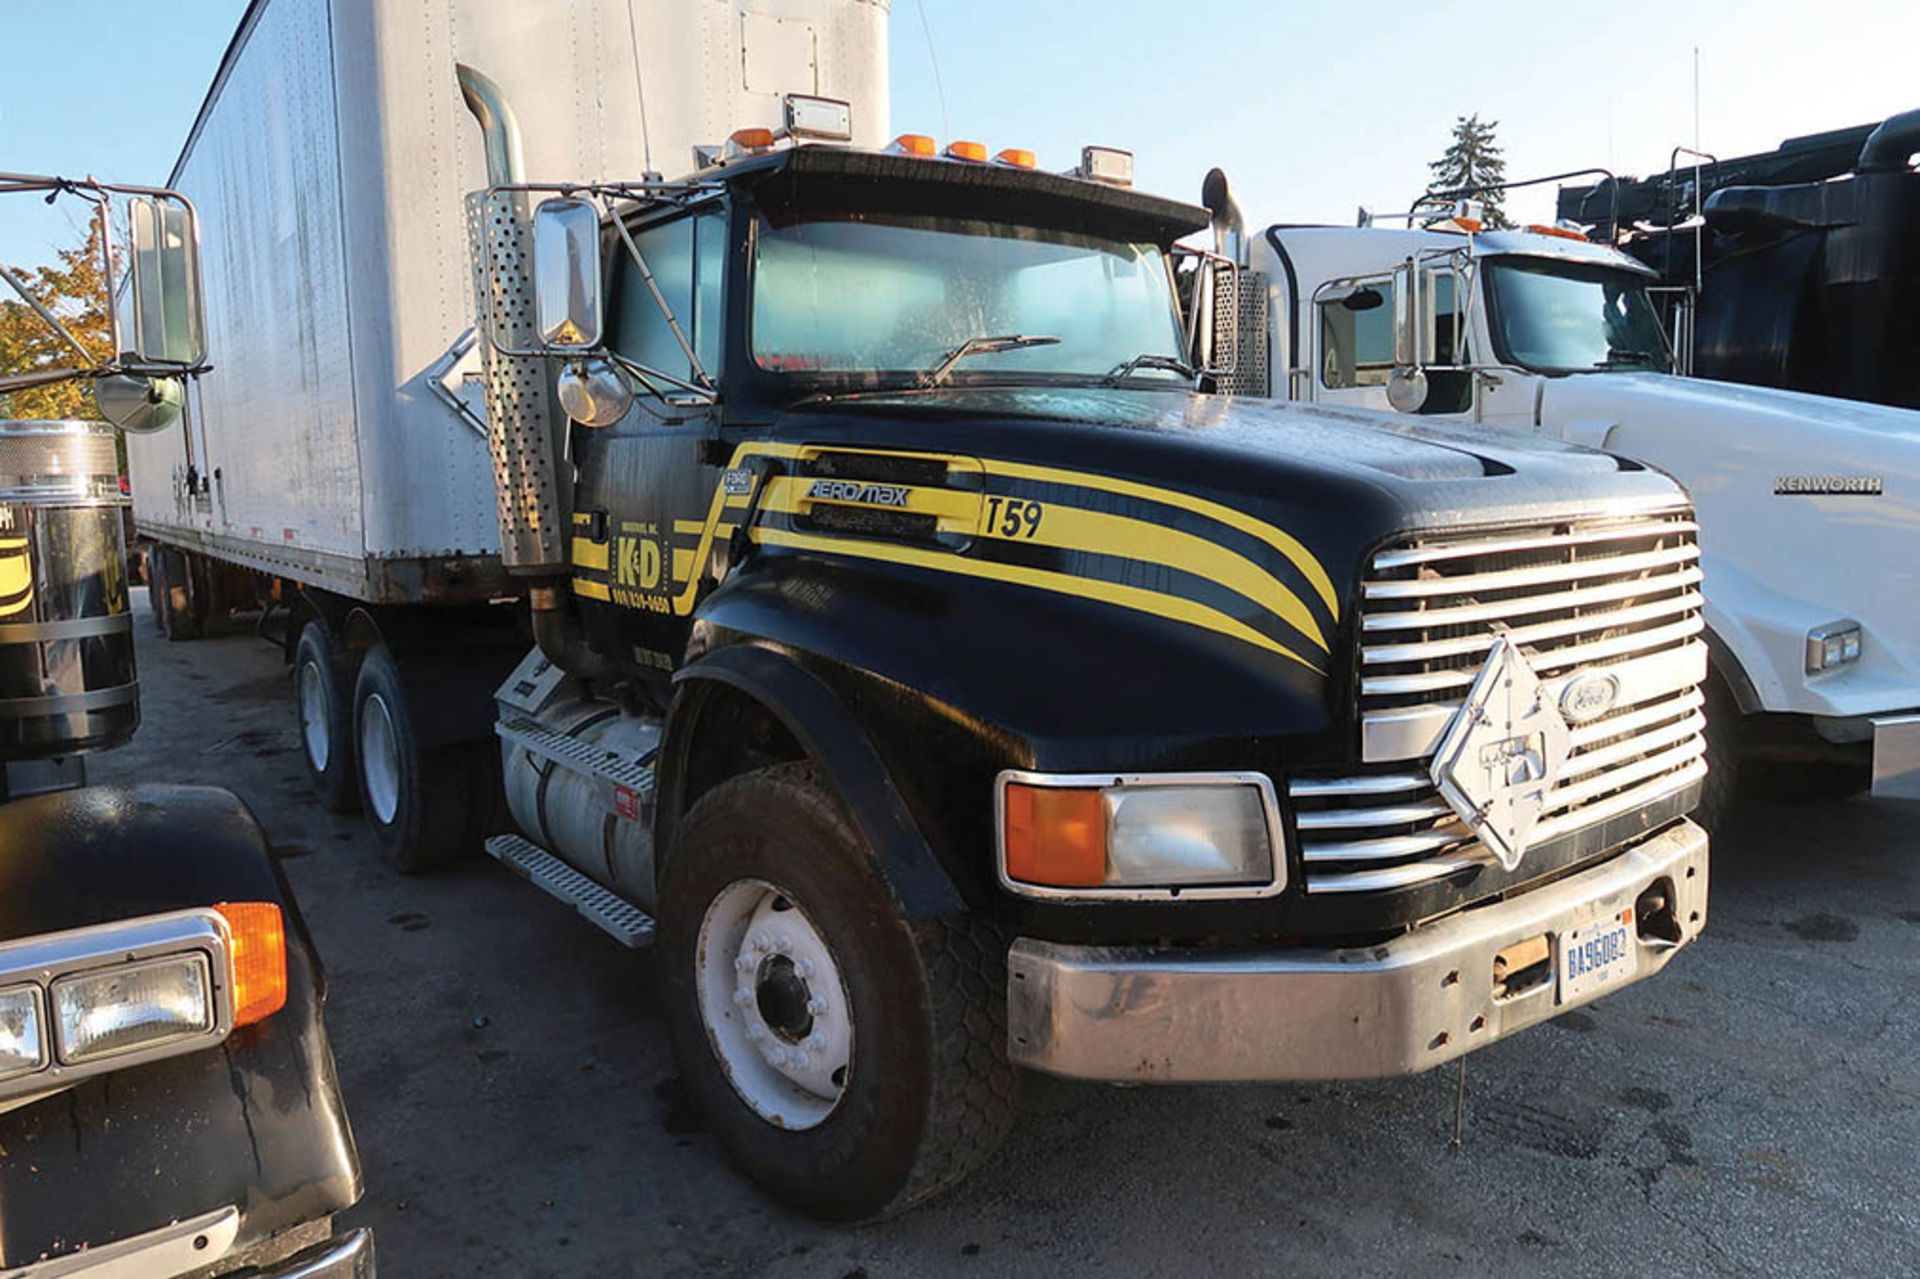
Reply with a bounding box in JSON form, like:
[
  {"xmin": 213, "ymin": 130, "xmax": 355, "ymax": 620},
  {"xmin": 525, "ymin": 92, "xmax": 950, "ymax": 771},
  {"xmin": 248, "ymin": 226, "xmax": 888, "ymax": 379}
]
[{"xmin": 92, "ymin": 593, "xmax": 1920, "ymax": 1278}]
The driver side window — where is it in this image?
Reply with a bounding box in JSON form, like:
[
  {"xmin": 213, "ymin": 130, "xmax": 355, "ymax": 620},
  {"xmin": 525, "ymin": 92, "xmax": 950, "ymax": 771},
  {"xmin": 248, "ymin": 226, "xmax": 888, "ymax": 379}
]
[{"xmin": 1319, "ymin": 281, "xmax": 1394, "ymax": 389}]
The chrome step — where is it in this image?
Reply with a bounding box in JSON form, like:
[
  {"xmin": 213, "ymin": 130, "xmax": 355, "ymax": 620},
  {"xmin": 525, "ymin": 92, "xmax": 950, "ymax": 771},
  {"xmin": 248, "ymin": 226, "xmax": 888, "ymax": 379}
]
[{"xmin": 483, "ymin": 833, "xmax": 655, "ymax": 948}]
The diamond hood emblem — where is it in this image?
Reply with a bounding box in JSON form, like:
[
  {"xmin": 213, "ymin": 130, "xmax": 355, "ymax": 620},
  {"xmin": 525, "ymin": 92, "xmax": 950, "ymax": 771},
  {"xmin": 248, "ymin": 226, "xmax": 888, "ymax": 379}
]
[{"xmin": 1429, "ymin": 638, "xmax": 1572, "ymax": 872}]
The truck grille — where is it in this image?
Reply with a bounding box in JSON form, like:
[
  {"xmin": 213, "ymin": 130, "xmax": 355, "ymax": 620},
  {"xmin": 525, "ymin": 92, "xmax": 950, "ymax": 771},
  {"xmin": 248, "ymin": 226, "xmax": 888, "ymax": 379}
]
[{"xmin": 1292, "ymin": 503, "xmax": 1707, "ymax": 894}]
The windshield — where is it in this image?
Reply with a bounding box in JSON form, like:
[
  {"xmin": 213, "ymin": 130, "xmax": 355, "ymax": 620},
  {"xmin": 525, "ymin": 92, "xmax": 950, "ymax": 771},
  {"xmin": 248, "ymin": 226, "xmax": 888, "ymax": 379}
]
[
  {"xmin": 750, "ymin": 213, "xmax": 1186, "ymax": 384},
  {"xmin": 1484, "ymin": 258, "xmax": 1670, "ymax": 375}
]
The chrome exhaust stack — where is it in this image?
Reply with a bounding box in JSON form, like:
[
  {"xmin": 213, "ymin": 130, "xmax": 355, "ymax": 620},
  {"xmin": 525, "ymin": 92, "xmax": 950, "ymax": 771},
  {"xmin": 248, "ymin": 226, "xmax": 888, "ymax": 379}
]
[
  {"xmin": 458, "ymin": 63, "xmax": 568, "ymax": 577},
  {"xmin": 459, "ymin": 65, "xmax": 606, "ymax": 679},
  {"xmin": 1201, "ymin": 167, "xmax": 1249, "ymax": 269}
]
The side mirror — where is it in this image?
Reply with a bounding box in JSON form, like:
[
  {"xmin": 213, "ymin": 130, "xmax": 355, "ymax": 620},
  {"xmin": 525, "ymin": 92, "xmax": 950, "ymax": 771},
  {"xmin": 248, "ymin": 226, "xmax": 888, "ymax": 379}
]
[
  {"xmin": 126, "ymin": 197, "xmax": 204, "ymax": 367},
  {"xmin": 1194, "ymin": 257, "xmax": 1240, "ymax": 379},
  {"xmin": 533, "ymin": 197, "xmax": 604, "ymax": 349},
  {"xmin": 1391, "ymin": 260, "xmax": 1433, "ymax": 369}
]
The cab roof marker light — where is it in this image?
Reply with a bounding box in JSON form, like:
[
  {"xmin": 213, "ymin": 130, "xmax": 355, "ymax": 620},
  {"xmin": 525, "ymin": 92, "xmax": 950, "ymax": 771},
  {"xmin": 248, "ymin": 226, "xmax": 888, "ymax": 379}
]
[
  {"xmin": 993, "ymin": 148, "xmax": 1038, "ymax": 169},
  {"xmin": 784, "ymin": 94, "xmax": 853, "ymax": 142},
  {"xmin": 725, "ymin": 127, "xmax": 776, "ymax": 160},
  {"xmin": 945, "ymin": 140, "xmax": 989, "ymax": 163},
  {"xmin": 1525, "ymin": 223, "xmax": 1590, "ymax": 243},
  {"xmin": 889, "ymin": 133, "xmax": 938, "ymax": 157},
  {"xmin": 1075, "ymin": 146, "xmax": 1134, "ymax": 188}
]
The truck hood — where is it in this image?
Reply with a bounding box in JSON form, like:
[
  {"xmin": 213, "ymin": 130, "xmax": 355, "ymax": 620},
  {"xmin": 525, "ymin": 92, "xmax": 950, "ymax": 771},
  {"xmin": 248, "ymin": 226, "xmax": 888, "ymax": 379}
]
[
  {"xmin": 1548, "ymin": 371, "xmax": 1920, "ymax": 453},
  {"xmin": 794, "ymin": 385, "xmax": 1664, "ymax": 533},
  {"xmin": 1541, "ymin": 372, "xmax": 1920, "ymax": 717},
  {"xmin": 748, "ymin": 385, "xmax": 1686, "ymax": 765}
]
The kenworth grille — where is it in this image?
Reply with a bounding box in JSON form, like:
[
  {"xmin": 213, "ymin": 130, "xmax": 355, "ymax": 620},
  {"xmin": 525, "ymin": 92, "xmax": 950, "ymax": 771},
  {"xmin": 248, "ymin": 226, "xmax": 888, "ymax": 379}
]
[{"xmin": 1292, "ymin": 502, "xmax": 1707, "ymax": 894}]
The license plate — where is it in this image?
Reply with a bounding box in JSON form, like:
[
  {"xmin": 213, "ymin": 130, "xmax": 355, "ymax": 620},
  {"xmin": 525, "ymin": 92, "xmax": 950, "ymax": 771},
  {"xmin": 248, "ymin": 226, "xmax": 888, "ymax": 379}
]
[{"xmin": 1559, "ymin": 910, "xmax": 1637, "ymax": 1002}]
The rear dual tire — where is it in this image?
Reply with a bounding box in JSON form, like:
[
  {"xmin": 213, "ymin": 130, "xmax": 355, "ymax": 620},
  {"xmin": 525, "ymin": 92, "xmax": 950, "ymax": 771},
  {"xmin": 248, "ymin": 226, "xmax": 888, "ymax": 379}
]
[
  {"xmin": 351, "ymin": 644, "xmax": 493, "ymax": 874},
  {"xmin": 293, "ymin": 622, "xmax": 360, "ymax": 814}
]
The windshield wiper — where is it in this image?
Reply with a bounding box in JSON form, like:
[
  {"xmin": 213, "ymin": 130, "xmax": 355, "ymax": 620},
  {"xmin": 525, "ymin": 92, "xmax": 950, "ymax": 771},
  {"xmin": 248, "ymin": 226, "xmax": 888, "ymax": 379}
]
[
  {"xmin": 1104, "ymin": 352, "xmax": 1195, "ymax": 385},
  {"xmin": 1595, "ymin": 349, "xmax": 1663, "ymax": 369},
  {"xmin": 923, "ymin": 334, "xmax": 1060, "ymax": 388}
]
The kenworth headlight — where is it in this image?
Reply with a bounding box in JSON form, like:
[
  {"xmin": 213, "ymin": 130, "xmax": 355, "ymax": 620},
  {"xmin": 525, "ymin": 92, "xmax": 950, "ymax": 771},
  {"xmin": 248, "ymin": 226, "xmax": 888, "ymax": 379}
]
[
  {"xmin": 52, "ymin": 953, "xmax": 214, "ymax": 1065},
  {"xmin": 997, "ymin": 772, "xmax": 1282, "ymax": 899},
  {"xmin": 0, "ymin": 985, "xmax": 47, "ymax": 1082},
  {"xmin": 1806, "ymin": 620, "xmax": 1863, "ymax": 674}
]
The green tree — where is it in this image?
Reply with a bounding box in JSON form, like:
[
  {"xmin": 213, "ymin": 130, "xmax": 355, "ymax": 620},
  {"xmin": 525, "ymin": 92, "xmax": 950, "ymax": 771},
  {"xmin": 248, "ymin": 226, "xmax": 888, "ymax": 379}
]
[
  {"xmin": 1427, "ymin": 114, "xmax": 1513, "ymax": 230},
  {"xmin": 0, "ymin": 220, "xmax": 113, "ymax": 420}
]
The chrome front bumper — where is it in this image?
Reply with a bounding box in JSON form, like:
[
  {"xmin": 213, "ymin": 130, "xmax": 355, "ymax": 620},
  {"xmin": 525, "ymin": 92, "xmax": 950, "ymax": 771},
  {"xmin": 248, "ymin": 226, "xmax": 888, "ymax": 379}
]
[
  {"xmin": 2, "ymin": 1219, "xmax": 372, "ymax": 1279},
  {"xmin": 1007, "ymin": 820, "xmax": 1708, "ymax": 1083},
  {"xmin": 1870, "ymin": 713, "xmax": 1920, "ymax": 799}
]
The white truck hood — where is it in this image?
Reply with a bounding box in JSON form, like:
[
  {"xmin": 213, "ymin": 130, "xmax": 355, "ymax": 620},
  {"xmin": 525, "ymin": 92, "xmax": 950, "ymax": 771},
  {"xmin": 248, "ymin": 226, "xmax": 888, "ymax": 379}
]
[{"xmin": 1540, "ymin": 372, "xmax": 1920, "ymax": 719}]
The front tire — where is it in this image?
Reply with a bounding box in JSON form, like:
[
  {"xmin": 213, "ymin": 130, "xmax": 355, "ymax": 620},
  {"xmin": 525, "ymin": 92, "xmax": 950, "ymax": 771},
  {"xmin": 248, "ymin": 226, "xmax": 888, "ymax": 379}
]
[
  {"xmin": 293, "ymin": 621, "xmax": 360, "ymax": 814},
  {"xmin": 352, "ymin": 644, "xmax": 480, "ymax": 873},
  {"xmin": 660, "ymin": 762, "xmax": 1016, "ymax": 1220},
  {"xmin": 1695, "ymin": 674, "xmax": 1743, "ymax": 836}
]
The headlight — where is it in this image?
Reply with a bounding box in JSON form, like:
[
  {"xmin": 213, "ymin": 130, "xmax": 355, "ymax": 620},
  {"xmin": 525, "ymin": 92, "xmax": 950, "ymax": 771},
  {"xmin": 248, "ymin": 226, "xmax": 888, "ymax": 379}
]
[
  {"xmin": 1806, "ymin": 620, "xmax": 1863, "ymax": 674},
  {"xmin": 998, "ymin": 772, "xmax": 1282, "ymax": 899},
  {"xmin": 0, "ymin": 985, "xmax": 47, "ymax": 1082},
  {"xmin": 52, "ymin": 954, "xmax": 214, "ymax": 1065}
]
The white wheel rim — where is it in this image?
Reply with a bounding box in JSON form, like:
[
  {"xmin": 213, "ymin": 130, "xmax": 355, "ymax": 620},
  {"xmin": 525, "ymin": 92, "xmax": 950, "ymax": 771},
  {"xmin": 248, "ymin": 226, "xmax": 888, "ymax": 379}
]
[
  {"xmin": 359, "ymin": 693, "xmax": 401, "ymax": 825},
  {"xmin": 297, "ymin": 659, "xmax": 331, "ymax": 772},
  {"xmin": 695, "ymin": 878, "xmax": 853, "ymax": 1130}
]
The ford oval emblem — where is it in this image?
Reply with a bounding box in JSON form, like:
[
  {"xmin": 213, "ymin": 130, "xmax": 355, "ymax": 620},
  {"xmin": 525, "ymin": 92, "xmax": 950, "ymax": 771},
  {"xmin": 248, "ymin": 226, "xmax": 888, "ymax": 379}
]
[{"xmin": 1560, "ymin": 672, "xmax": 1620, "ymax": 724}]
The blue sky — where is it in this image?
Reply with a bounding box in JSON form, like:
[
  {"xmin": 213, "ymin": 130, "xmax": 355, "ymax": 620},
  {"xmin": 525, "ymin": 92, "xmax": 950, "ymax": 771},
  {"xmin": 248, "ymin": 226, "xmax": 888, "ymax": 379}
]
[{"xmin": 2, "ymin": 0, "xmax": 1917, "ymax": 267}]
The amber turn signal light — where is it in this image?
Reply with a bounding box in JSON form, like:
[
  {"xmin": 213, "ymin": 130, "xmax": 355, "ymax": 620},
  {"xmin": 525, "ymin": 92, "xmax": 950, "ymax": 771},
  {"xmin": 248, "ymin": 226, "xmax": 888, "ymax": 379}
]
[
  {"xmin": 889, "ymin": 133, "xmax": 938, "ymax": 157},
  {"xmin": 1003, "ymin": 783, "xmax": 1106, "ymax": 887},
  {"xmin": 214, "ymin": 901, "xmax": 288, "ymax": 1027},
  {"xmin": 993, "ymin": 148, "xmax": 1037, "ymax": 169},
  {"xmin": 945, "ymin": 140, "xmax": 988, "ymax": 163}
]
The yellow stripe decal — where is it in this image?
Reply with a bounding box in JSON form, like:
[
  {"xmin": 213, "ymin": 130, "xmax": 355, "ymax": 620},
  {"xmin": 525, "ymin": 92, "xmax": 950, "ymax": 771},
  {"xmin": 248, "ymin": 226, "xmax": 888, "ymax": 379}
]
[
  {"xmin": 752, "ymin": 526, "xmax": 1321, "ymax": 674},
  {"xmin": 981, "ymin": 458, "xmax": 1339, "ymax": 618},
  {"xmin": 758, "ymin": 473, "xmax": 1327, "ymax": 651},
  {"xmin": 571, "ymin": 577, "xmax": 612, "ymax": 601},
  {"xmin": 570, "ymin": 536, "xmax": 609, "ymax": 571}
]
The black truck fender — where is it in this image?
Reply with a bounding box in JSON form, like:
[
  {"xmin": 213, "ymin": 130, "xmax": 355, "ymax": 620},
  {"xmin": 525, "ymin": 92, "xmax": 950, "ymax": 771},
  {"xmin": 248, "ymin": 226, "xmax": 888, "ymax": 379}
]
[
  {"xmin": 659, "ymin": 643, "xmax": 968, "ymax": 921},
  {"xmin": 0, "ymin": 783, "xmax": 362, "ymax": 1270}
]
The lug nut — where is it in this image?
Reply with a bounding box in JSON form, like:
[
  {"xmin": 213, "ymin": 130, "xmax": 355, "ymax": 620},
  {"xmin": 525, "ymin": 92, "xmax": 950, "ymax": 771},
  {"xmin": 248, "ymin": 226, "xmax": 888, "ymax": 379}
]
[
  {"xmin": 804, "ymin": 1032, "xmax": 826, "ymax": 1051},
  {"xmin": 794, "ymin": 959, "xmax": 815, "ymax": 979},
  {"xmin": 735, "ymin": 953, "xmax": 756, "ymax": 972},
  {"xmin": 806, "ymin": 996, "xmax": 828, "ymax": 1016},
  {"xmin": 733, "ymin": 987, "xmax": 752, "ymax": 1006},
  {"xmin": 766, "ymin": 1047, "xmax": 787, "ymax": 1067}
]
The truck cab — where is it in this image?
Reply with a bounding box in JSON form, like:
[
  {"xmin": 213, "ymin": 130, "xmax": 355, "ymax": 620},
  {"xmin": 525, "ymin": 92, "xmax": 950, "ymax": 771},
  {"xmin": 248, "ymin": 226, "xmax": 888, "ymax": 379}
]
[
  {"xmin": 1237, "ymin": 203, "xmax": 1920, "ymax": 819},
  {"xmin": 454, "ymin": 92, "xmax": 1712, "ymax": 1218}
]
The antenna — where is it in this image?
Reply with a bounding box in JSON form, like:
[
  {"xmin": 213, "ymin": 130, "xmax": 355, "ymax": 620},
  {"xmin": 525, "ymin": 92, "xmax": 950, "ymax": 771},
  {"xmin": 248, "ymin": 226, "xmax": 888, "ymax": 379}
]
[
  {"xmin": 913, "ymin": 0, "xmax": 951, "ymax": 141},
  {"xmin": 626, "ymin": 0, "xmax": 658, "ymax": 181}
]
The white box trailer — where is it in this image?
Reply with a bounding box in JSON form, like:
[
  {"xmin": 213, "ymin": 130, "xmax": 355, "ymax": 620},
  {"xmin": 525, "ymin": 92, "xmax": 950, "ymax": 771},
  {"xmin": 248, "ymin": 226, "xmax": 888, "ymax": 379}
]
[{"xmin": 129, "ymin": 0, "xmax": 889, "ymax": 607}]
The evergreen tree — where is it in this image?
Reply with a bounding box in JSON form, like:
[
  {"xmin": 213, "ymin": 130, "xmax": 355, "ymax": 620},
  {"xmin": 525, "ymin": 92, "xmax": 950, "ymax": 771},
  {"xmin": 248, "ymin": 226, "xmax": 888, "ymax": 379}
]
[{"xmin": 1427, "ymin": 114, "xmax": 1513, "ymax": 230}]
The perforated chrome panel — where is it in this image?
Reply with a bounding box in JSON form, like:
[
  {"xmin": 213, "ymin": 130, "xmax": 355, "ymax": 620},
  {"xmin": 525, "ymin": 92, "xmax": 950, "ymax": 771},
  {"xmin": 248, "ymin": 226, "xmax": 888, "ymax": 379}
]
[
  {"xmin": 467, "ymin": 190, "xmax": 564, "ymax": 572},
  {"xmin": 1215, "ymin": 268, "xmax": 1272, "ymax": 398}
]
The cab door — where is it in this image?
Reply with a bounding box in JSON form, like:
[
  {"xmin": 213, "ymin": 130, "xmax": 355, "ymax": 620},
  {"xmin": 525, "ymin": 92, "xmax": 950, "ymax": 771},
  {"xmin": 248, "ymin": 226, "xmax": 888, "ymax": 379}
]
[{"xmin": 569, "ymin": 201, "xmax": 730, "ymax": 676}]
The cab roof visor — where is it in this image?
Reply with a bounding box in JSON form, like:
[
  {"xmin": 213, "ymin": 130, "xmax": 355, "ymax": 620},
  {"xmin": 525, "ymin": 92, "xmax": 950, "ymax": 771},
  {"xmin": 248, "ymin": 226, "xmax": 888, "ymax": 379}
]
[{"xmin": 734, "ymin": 146, "xmax": 1210, "ymax": 245}]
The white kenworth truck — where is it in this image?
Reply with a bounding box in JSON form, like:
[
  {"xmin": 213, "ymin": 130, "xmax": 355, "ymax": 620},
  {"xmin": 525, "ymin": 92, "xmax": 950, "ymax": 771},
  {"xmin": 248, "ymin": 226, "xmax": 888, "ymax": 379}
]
[
  {"xmin": 1196, "ymin": 172, "xmax": 1920, "ymax": 824},
  {"xmin": 134, "ymin": 0, "xmax": 1711, "ymax": 1217}
]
